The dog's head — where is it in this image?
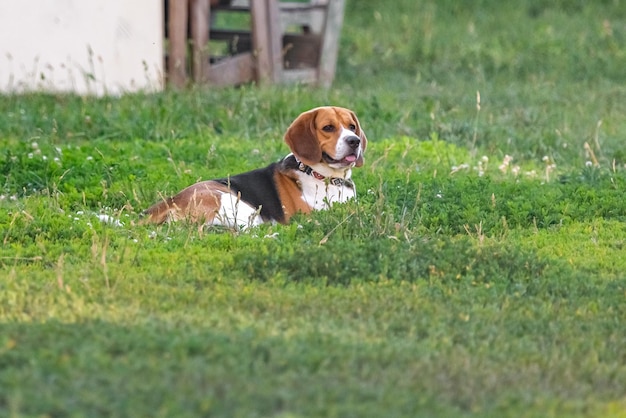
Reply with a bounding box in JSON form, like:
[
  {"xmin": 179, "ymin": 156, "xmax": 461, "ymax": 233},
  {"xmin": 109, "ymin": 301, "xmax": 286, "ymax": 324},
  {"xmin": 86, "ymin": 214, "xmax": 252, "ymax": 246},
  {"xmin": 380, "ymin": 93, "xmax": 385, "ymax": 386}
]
[{"xmin": 284, "ymin": 106, "xmax": 368, "ymax": 172}]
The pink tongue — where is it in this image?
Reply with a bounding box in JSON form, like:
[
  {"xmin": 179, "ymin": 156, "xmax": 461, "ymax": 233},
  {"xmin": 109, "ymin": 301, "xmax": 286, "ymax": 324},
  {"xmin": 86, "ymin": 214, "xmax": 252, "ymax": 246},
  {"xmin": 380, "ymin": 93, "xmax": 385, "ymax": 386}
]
[{"xmin": 344, "ymin": 155, "xmax": 357, "ymax": 163}]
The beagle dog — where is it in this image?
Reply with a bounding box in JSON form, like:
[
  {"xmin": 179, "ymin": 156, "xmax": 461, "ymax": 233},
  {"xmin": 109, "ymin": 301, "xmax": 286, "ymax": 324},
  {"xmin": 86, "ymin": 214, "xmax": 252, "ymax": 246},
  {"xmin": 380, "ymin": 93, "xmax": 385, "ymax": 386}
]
[{"xmin": 142, "ymin": 106, "xmax": 367, "ymax": 228}]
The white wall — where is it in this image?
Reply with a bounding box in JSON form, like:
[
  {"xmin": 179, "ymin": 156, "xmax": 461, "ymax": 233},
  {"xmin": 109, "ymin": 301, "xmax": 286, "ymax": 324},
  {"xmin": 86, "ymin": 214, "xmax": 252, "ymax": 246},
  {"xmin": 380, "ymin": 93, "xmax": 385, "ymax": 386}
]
[{"xmin": 0, "ymin": 0, "xmax": 164, "ymax": 95}]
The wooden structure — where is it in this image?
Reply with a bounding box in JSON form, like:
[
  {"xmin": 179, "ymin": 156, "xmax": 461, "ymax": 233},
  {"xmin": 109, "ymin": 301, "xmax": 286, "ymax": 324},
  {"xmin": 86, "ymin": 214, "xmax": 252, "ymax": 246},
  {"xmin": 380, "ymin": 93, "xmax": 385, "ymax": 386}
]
[{"xmin": 166, "ymin": 0, "xmax": 345, "ymax": 88}]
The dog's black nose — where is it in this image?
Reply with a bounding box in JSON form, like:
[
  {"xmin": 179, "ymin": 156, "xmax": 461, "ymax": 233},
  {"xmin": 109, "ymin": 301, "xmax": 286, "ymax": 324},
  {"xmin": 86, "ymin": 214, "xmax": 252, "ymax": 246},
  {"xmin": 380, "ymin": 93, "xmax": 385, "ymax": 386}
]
[{"xmin": 346, "ymin": 136, "xmax": 361, "ymax": 149}]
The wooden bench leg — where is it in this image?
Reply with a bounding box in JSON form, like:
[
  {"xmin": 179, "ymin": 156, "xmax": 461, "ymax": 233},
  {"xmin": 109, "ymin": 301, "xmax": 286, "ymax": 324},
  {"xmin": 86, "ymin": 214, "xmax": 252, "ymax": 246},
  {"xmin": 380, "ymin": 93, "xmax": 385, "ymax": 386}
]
[
  {"xmin": 190, "ymin": 0, "xmax": 210, "ymax": 83},
  {"xmin": 251, "ymin": 0, "xmax": 283, "ymax": 85},
  {"xmin": 318, "ymin": 0, "xmax": 345, "ymax": 88},
  {"xmin": 168, "ymin": 0, "xmax": 188, "ymax": 88}
]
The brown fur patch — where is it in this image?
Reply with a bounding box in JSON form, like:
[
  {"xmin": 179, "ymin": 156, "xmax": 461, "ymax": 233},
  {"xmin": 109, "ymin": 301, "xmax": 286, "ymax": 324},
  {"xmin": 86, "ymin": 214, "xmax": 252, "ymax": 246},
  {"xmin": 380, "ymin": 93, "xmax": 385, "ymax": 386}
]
[
  {"xmin": 141, "ymin": 181, "xmax": 228, "ymax": 224},
  {"xmin": 273, "ymin": 171, "xmax": 312, "ymax": 222}
]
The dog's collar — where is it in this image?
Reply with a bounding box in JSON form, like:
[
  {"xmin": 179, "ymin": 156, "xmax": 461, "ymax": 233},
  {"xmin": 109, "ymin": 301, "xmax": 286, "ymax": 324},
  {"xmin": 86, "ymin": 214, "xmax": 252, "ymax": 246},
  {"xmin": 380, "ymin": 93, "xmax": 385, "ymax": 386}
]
[
  {"xmin": 285, "ymin": 155, "xmax": 354, "ymax": 188},
  {"xmin": 297, "ymin": 161, "xmax": 353, "ymax": 187}
]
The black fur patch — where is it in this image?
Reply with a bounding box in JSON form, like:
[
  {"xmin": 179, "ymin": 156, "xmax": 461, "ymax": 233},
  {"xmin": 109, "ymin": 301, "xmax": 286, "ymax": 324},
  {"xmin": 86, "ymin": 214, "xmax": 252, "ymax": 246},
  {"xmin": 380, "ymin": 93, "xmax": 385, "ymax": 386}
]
[{"xmin": 214, "ymin": 162, "xmax": 285, "ymax": 223}]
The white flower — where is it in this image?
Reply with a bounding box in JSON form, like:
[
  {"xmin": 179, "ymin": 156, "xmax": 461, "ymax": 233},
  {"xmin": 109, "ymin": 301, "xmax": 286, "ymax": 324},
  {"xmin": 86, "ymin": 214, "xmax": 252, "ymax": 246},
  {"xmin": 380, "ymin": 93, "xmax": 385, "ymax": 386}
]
[{"xmin": 97, "ymin": 214, "xmax": 123, "ymax": 227}]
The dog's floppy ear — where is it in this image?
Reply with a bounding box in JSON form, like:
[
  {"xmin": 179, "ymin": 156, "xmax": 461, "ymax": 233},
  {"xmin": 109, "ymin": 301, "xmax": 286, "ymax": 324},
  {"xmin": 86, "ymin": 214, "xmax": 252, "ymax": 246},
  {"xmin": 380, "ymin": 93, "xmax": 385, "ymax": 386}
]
[
  {"xmin": 350, "ymin": 110, "xmax": 368, "ymax": 167},
  {"xmin": 284, "ymin": 109, "xmax": 322, "ymax": 166}
]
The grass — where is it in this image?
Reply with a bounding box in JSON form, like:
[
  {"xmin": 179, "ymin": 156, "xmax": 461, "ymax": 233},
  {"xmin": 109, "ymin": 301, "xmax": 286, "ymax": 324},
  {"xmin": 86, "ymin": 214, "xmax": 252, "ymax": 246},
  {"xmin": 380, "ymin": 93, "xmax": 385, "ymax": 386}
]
[{"xmin": 2, "ymin": 0, "xmax": 626, "ymax": 417}]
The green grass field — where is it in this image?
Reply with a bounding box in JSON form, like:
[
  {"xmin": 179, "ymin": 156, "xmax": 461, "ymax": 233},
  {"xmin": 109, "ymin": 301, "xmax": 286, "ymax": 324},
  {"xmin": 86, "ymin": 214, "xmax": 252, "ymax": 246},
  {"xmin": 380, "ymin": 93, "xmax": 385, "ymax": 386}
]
[{"xmin": 2, "ymin": 1, "xmax": 626, "ymax": 417}]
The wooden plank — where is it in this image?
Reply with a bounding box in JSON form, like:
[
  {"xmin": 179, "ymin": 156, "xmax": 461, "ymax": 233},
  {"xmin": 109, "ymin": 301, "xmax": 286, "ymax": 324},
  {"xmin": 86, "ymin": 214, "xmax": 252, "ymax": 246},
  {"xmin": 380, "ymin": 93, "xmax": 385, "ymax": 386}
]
[
  {"xmin": 212, "ymin": 5, "xmax": 250, "ymax": 12},
  {"xmin": 168, "ymin": 0, "xmax": 189, "ymax": 88},
  {"xmin": 250, "ymin": 0, "xmax": 271, "ymax": 84},
  {"xmin": 279, "ymin": 2, "xmax": 326, "ymax": 33},
  {"xmin": 250, "ymin": 0, "xmax": 282, "ymax": 85},
  {"xmin": 279, "ymin": 2, "xmax": 327, "ymax": 12},
  {"xmin": 205, "ymin": 52, "xmax": 255, "ymax": 86},
  {"xmin": 190, "ymin": 0, "xmax": 210, "ymax": 83},
  {"xmin": 281, "ymin": 68, "xmax": 318, "ymax": 84},
  {"xmin": 317, "ymin": 0, "xmax": 345, "ymax": 88},
  {"xmin": 283, "ymin": 33, "xmax": 321, "ymax": 68},
  {"xmin": 266, "ymin": 0, "xmax": 283, "ymax": 83},
  {"xmin": 209, "ymin": 29, "xmax": 253, "ymax": 43}
]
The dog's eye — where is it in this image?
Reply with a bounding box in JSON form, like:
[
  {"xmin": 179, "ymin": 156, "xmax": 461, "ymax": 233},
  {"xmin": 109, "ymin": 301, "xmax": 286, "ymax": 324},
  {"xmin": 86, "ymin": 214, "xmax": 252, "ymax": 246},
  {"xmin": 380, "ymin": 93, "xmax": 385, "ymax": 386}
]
[
  {"xmin": 349, "ymin": 124, "xmax": 357, "ymax": 131},
  {"xmin": 322, "ymin": 125, "xmax": 335, "ymax": 132}
]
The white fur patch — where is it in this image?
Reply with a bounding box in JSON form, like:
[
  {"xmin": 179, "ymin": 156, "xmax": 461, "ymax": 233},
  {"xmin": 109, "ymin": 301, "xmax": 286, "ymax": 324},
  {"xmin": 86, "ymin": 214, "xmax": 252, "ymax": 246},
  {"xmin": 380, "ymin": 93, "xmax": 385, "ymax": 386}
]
[
  {"xmin": 335, "ymin": 126, "xmax": 359, "ymax": 158},
  {"xmin": 296, "ymin": 171, "xmax": 356, "ymax": 211},
  {"xmin": 211, "ymin": 191, "xmax": 263, "ymax": 229}
]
